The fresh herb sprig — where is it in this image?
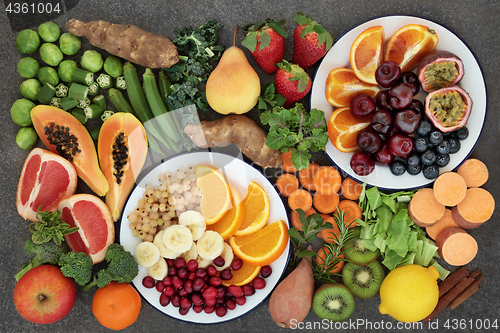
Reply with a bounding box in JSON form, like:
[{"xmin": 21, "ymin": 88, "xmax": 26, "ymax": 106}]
[
  {"xmin": 258, "ymin": 82, "xmax": 286, "ymax": 112},
  {"xmin": 261, "ymin": 103, "xmax": 328, "ymax": 170},
  {"xmin": 29, "ymin": 206, "xmax": 79, "ymax": 245}
]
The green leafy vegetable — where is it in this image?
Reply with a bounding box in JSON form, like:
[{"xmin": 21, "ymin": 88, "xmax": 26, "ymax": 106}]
[
  {"xmin": 58, "ymin": 251, "xmax": 93, "ymax": 286},
  {"xmin": 29, "ymin": 206, "xmax": 79, "ymax": 245},
  {"xmin": 258, "ymin": 82, "xmax": 286, "ymax": 112}
]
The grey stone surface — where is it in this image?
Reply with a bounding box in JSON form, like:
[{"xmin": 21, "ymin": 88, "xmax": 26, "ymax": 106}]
[{"xmin": 1, "ymin": 0, "xmax": 499, "ymax": 332}]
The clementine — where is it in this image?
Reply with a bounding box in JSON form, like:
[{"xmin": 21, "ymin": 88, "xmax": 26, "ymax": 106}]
[
  {"xmin": 325, "ymin": 68, "xmax": 380, "ymax": 107},
  {"xmin": 328, "ymin": 107, "xmax": 371, "ymax": 153},
  {"xmin": 350, "ymin": 26, "xmax": 385, "ymax": 84}
]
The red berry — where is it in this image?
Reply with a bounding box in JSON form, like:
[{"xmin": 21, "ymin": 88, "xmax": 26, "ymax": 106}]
[
  {"xmin": 202, "ymin": 286, "xmax": 217, "ymax": 299},
  {"xmin": 178, "ymin": 288, "xmax": 188, "ymax": 297},
  {"xmin": 163, "ymin": 286, "xmax": 175, "ymax": 296},
  {"xmin": 225, "ymin": 298, "xmax": 237, "ymax": 310},
  {"xmin": 177, "ymin": 267, "xmax": 189, "ymax": 280},
  {"xmin": 235, "ymin": 296, "xmax": 246, "ymax": 306},
  {"xmin": 220, "ymin": 268, "xmax": 233, "ymax": 280},
  {"xmin": 213, "ymin": 256, "xmax": 225, "ymax": 267},
  {"xmin": 228, "ymin": 285, "xmax": 243, "ymax": 298},
  {"xmin": 252, "ymin": 277, "xmax": 266, "ymax": 290},
  {"xmin": 216, "ymin": 286, "xmax": 226, "ymax": 299},
  {"xmin": 242, "ymin": 284, "xmax": 255, "ymax": 296},
  {"xmin": 179, "ymin": 307, "xmax": 189, "ymax": 316},
  {"xmin": 192, "ymin": 277, "xmax": 204, "ymax": 292},
  {"xmin": 187, "ymin": 272, "xmax": 196, "ymax": 281},
  {"xmin": 231, "ymin": 259, "xmax": 243, "ymax": 271},
  {"xmin": 274, "ymin": 60, "xmax": 312, "ymax": 108},
  {"xmin": 184, "ymin": 280, "xmax": 193, "ymax": 294},
  {"xmin": 215, "ymin": 305, "xmax": 228, "ymax": 317},
  {"xmin": 171, "ymin": 294, "xmax": 181, "ymax": 307},
  {"xmin": 174, "ymin": 257, "xmax": 186, "ymax": 269},
  {"xmin": 216, "ymin": 297, "xmax": 225, "ymax": 305},
  {"xmin": 206, "ymin": 265, "xmax": 218, "ymax": 277},
  {"xmin": 186, "ymin": 259, "xmax": 198, "ymax": 272},
  {"xmin": 159, "ymin": 294, "xmax": 171, "ymax": 306},
  {"xmin": 193, "ymin": 304, "xmax": 204, "ymax": 313},
  {"xmin": 209, "ymin": 276, "xmax": 222, "ymax": 287},
  {"xmin": 292, "ymin": 13, "xmax": 332, "ymax": 69},
  {"xmin": 168, "ymin": 266, "xmax": 177, "ymax": 277},
  {"xmin": 195, "ymin": 268, "xmax": 207, "ymax": 279},
  {"xmin": 191, "ymin": 292, "xmax": 203, "ymax": 306},
  {"xmin": 204, "ymin": 297, "xmax": 217, "ymax": 307},
  {"xmin": 204, "ymin": 305, "xmax": 215, "ymax": 314},
  {"xmin": 172, "ymin": 275, "xmax": 183, "ymax": 290},
  {"xmin": 166, "ymin": 259, "xmax": 175, "ymax": 267},
  {"xmin": 155, "ymin": 280, "xmax": 165, "ymax": 292},
  {"xmin": 142, "ymin": 276, "xmax": 155, "ymax": 288},
  {"xmin": 180, "ymin": 297, "xmax": 192, "ymax": 309},
  {"xmin": 162, "ymin": 276, "xmax": 172, "ymax": 286},
  {"xmin": 260, "ymin": 265, "xmax": 272, "ymax": 278}
]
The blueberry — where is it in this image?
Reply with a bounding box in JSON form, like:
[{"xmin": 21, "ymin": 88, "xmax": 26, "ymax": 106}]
[
  {"xmin": 454, "ymin": 126, "xmax": 469, "ymax": 140},
  {"xmin": 449, "ymin": 138, "xmax": 461, "ymax": 154},
  {"xmin": 421, "ymin": 150, "xmax": 437, "ymax": 166},
  {"xmin": 435, "ymin": 140, "xmax": 451, "ymax": 155},
  {"xmin": 407, "ymin": 153, "xmax": 420, "ymax": 167},
  {"xmin": 414, "ymin": 137, "xmax": 428, "ymax": 153},
  {"xmin": 422, "ymin": 164, "xmax": 439, "ymax": 179},
  {"xmin": 390, "ymin": 160, "xmax": 406, "ymax": 176},
  {"xmin": 407, "ymin": 163, "xmax": 422, "ymax": 175},
  {"xmin": 428, "ymin": 130, "xmax": 444, "ymax": 145},
  {"xmin": 416, "ymin": 120, "xmax": 433, "ymax": 137},
  {"xmin": 435, "ymin": 153, "xmax": 450, "ymax": 167}
]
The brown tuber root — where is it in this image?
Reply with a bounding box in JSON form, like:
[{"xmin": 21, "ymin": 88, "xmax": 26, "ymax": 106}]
[
  {"xmin": 184, "ymin": 115, "xmax": 282, "ymax": 168},
  {"xmin": 66, "ymin": 19, "xmax": 179, "ymax": 68}
]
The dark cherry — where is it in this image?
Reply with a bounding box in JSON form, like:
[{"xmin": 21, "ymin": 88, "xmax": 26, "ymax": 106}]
[
  {"xmin": 375, "ymin": 90, "xmax": 391, "ymax": 110},
  {"xmin": 394, "ymin": 109, "xmax": 419, "ymax": 135},
  {"xmin": 370, "ymin": 109, "xmax": 393, "ymax": 135},
  {"xmin": 350, "ymin": 151, "xmax": 376, "ymax": 176},
  {"xmin": 399, "ymin": 71, "xmax": 421, "ymax": 95},
  {"xmin": 350, "ymin": 93, "xmax": 377, "ymax": 118},
  {"xmin": 388, "ymin": 133, "xmax": 414, "ymax": 157},
  {"xmin": 357, "ymin": 128, "xmax": 382, "ymax": 154},
  {"xmin": 388, "ymin": 82, "xmax": 414, "ymax": 109},
  {"xmin": 407, "ymin": 99, "xmax": 424, "ymax": 120},
  {"xmin": 373, "ymin": 142, "xmax": 395, "ymax": 165},
  {"xmin": 375, "ymin": 61, "xmax": 401, "ymax": 88}
]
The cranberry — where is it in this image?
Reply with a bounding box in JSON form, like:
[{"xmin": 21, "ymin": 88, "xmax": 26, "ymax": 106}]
[
  {"xmin": 220, "ymin": 268, "xmax": 233, "ymax": 280},
  {"xmin": 179, "ymin": 307, "xmax": 189, "ymax": 315},
  {"xmin": 177, "ymin": 267, "xmax": 189, "ymax": 280},
  {"xmin": 166, "ymin": 259, "xmax": 175, "ymax": 267},
  {"xmin": 252, "ymin": 277, "xmax": 267, "ymax": 290},
  {"xmin": 192, "ymin": 277, "xmax": 205, "ymax": 292},
  {"xmin": 207, "ymin": 265, "xmax": 218, "ymax": 277},
  {"xmin": 172, "ymin": 275, "xmax": 184, "ymax": 290},
  {"xmin": 202, "ymin": 286, "xmax": 217, "ymax": 299},
  {"xmin": 350, "ymin": 151, "xmax": 375, "ymax": 176},
  {"xmin": 388, "ymin": 133, "xmax": 414, "ymax": 157},
  {"xmin": 225, "ymin": 298, "xmax": 237, "ymax": 310},
  {"xmin": 163, "ymin": 276, "xmax": 172, "ymax": 286},
  {"xmin": 350, "ymin": 93, "xmax": 377, "ymax": 118},
  {"xmin": 204, "ymin": 296, "xmax": 217, "ymax": 307},
  {"xmin": 171, "ymin": 294, "xmax": 181, "ymax": 307},
  {"xmin": 195, "ymin": 268, "xmax": 207, "ymax": 279},
  {"xmin": 191, "ymin": 292, "xmax": 203, "ymax": 306},
  {"xmin": 178, "ymin": 288, "xmax": 188, "ymax": 297},
  {"xmin": 242, "ymin": 284, "xmax": 255, "ymax": 296},
  {"xmin": 216, "ymin": 297, "xmax": 225, "ymax": 304},
  {"xmin": 235, "ymin": 296, "xmax": 246, "ymax": 306},
  {"xmin": 188, "ymin": 272, "xmax": 196, "ymax": 280},
  {"xmin": 163, "ymin": 286, "xmax": 175, "ymax": 296},
  {"xmin": 394, "ymin": 109, "xmax": 419, "ymax": 135},
  {"xmin": 204, "ymin": 305, "xmax": 215, "ymax": 314},
  {"xmin": 155, "ymin": 281, "xmax": 165, "ymax": 293},
  {"xmin": 260, "ymin": 265, "xmax": 272, "ymax": 278},
  {"xmin": 167, "ymin": 266, "xmax": 177, "ymax": 277},
  {"xmin": 375, "ymin": 61, "xmax": 401, "ymax": 88},
  {"xmin": 373, "ymin": 142, "xmax": 395, "ymax": 165},
  {"xmin": 228, "ymin": 285, "xmax": 243, "ymax": 297},
  {"xmin": 231, "ymin": 259, "xmax": 243, "ymax": 271},
  {"xmin": 159, "ymin": 294, "xmax": 171, "ymax": 306},
  {"xmin": 213, "ymin": 256, "xmax": 225, "ymax": 267},
  {"xmin": 357, "ymin": 128, "xmax": 382, "ymax": 154},
  {"xmin": 186, "ymin": 259, "xmax": 198, "ymax": 272},
  {"xmin": 399, "ymin": 71, "xmax": 420, "ymax": 95},
  {"xmin": 174, "ymin": 257, "xmax": 186, "ymax": 269},
  {"xmin": 215, "ymin": 305, "xmax": 228, "ymax": 317},
  {"xmin": 216, "ymin": 286, "xmax": 226, "ymax": 299},
  {"xmin": 209, "ymin": 276, "xmax": 222, "ymax": 287},
  {"xmin": 184, "ymin": 280, "xmax": 194, "ymax": 294},
  {"xmin": 193, "ymin": 304, "xmax": 204, "ymax": 313},
  {"xmin": 370, "ymin": 109, "xmax": 394, "ymax": 136},
  {"xmin": 180, "ymin": 297, "xmax": 192, "ymax": 309},
  {"xmin": 388, "ymin": 82, "xmax": 413, "ymax": 109},
  {"xmin": 375, "ymin": 90, "xmax": 391, "ymax": 110},
  {"xmin": 142, "ymin": 276, "xmax": 155, "ymax": 289}
]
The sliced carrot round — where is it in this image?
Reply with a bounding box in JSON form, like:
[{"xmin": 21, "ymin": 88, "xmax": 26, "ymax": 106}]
[
  {"xmin": 281, "ymin": 150, "xmax": 298, "ymax": 173},
  {"xmin": 275, "ymin": 173, "xmax": 299, "ymax": 197},
  {"xmin": 341, "ymin": 177, "xmax": 363, "ymax": 200},
  {"xmin": 312, "ymin": 166, "xmax": 342, "ymax": 195},
  {"xmin": 290, "ymin": 207, "xmax": 316, "ymax": 231},
  {"xmin": 298, "ymin": 163, "xmax": 320, "ymax": 191},
  {"xmin": 318, "ymin": 216, "xmax": 340, "ymax": 243},
  {"xmin": 335, "ymin": 199, "xmax": 362, "ymax": 228},
  {"xmin": 313, "ymin": 192, "xmax": 339, "ymax": 214},
  {"xmin": 288, "ymin": 189, "xmax": 313, "ymax": 212},
  {"xmin": 316, "ymin": 245, "xmax": 345, "ymax": 273}
]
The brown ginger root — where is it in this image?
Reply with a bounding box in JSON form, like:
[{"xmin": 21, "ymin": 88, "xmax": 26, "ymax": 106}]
[
  {"xmin": 184, "ymin": 115, "xmax": 282, "ymax": 168},
  {"xmin": 66, "ymin": 19, "xmax": 178, "ymax": 68}
]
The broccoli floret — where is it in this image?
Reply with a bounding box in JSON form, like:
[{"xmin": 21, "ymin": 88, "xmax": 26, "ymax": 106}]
[
  {"xmin": 83, "ymin": 243, "xmax": 139, "ymax": 291},
  {"xmin": 15, "ymin": 239, "xmax": 69, "ymax": 281},
  {"xmin": 58, "ymin": 251, "xmax": 93, "ymax": 286}
]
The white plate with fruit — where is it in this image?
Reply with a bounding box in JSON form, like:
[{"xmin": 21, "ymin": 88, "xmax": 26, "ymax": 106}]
[
  {"xmin": 310, "ymin": 14, "xmax": 487, "ymax": 191},
  {"xmin": 119, "ymin": 151, "xmax": 291, "ymax": 324}
]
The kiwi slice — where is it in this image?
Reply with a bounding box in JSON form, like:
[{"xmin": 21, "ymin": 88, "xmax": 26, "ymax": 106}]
[
  {"xmin": 312, "ymin": 284, "xmax": 356, "ymax": 322},
  {"xmin": 342, "ymin": 260, "xmax": 385, "ymax": 299},
  {"xmin": 344, "ymin": 227, "xmax": 380, "ymax": 264}
]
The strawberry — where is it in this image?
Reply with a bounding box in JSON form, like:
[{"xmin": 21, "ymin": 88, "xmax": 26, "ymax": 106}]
[
  {"xmin": 241, "ymin": 19, "xmax": 287, "ymax": 74},
  {"xmin": 274, "ymin": 60, "xmax": 312, "ymax": 107},
  {"xmin": 292, "ymin": 12, "xmax": 333, "ymax": 69}
]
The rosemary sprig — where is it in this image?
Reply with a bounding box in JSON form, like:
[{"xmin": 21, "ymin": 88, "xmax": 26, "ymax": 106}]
[{"xmin": 28, "ymin": 206, "xmax": 79, "ymax": 245}]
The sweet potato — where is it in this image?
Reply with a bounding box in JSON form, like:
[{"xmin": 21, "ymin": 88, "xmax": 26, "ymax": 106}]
[
  {"xmin": 341, "ymin": 177, "xmax": 363, "ymax": 200},
  {"xmin": 433, "ymin": 172, "xmax": 467, "ymax": 206},
  {"xmin": 298, "ymin": 163, "xmax": 320, "ymax": 191},
  {"xmin": 312, "ymin": 166, "xmax": 342, "ymax": 195},
  {"xmin": 408, "ymin": 188, "xmax": 445, "ymax": 227},
  {"xmin": 436, "ymin": 227, "xmax": 478, "ymax": 266},
  {"xmin": 313, "ymin": 192, "xmax": 339, "ymax": 214},
  {"xmin": 275, "ymin": 173, "xmax": 299, "ymax": 197},
  {"xmin": 426, "ymin": 209, "xmax": 458, "ymax": 241},
  {"xmin": 452, "ymin": 187, "xmax": 495, "ymax": 229},
  {"xmin": 66, "ymin": 19, "xmax": 178, "ymax": 68},
  {"xmin": 456, "ymin": 158, "xmax": 489, "ymax": 187},
  {"xmin": 184, "ymin": 115, "xmax": 282, "ymax": 168},
  {"xmin": 268, "ymin": 248, "xmax": 314, "ymax": 328}
]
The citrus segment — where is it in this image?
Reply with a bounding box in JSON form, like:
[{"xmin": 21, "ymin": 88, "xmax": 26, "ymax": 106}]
[
  {"xmin": 350, "ymin": 26, "xmax": 385, "ymax": 84},
  {"xmin": 230, "ymin": 220, "xmax": 289, "ymax": 267},
  {"xmin": 328, "ymin": 107, "xmax": 371, "ymax": 152},
  {"xmin": 206, "ymin": 186, "xmax": 246, "ymax": 239},
  {"xmin": 221, "ymin": 260, "xmax": 261, "ymax": 286},
  {"xmin": 234, "ymin": 181, "xmax": 270, "ymax": 236},
  {"xmin": 325, "ymin": 68, "xmax": 380, "ymax": 107},
  {"xmin": 195, "ymin": 164, "xmax": 232, "ymax": 225},
  {"xmin": 384, "ymin": 24, "xmax": 439, "ymax": 72}
]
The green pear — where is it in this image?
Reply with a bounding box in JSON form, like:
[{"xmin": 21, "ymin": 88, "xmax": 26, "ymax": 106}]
[{"xmin": 206, "ymin": 26, "xmax": 260, "ymax": 115}]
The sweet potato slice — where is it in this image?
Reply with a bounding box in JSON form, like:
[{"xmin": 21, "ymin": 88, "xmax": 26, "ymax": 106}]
[
  {"xmin": 452, "ymin": 187, "xmax": 495, "ymax": 229},
  {"xmin": 456, "ymin": 158, "xmax": 489, "ymax": 188},
  {"xmin": 426, "ymin": 209, "xmax": 459, "ymax": 241},
  {"xmin": 408, "ymin": 188, "xmax": 445, "ymax": 227},
  {"xmin": 433, "ymin": 172, "xmax": 467, "ymax": 206},
  {"xmin": 436, "ymin": 227, "xmax": 478, "ymax": 266}
]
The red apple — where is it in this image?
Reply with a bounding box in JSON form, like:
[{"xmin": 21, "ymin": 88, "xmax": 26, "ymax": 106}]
[{"xmin": 14, "ymin": 264, "xmax": 76, "ymax": 324}]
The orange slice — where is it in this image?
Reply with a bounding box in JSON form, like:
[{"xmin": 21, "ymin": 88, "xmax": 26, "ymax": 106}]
[
  {"xmin": 206, "ymin": 186, "xmax": 245, "ymax": 239},
  {"xmin": 384, "ymin": 24, "xmax": 439, "ymax": 72},
  {"xmin": 328, "ymin": 107, "xmax": 371, "ymax": 152},
  {"xmin": 234, "ymin": 181, "xmax": 270, "ymax": 236},
  {"xmin": 221, "ymin": 260, "xmax": 261, "ymax": 286},
  {"xmin": 350, "ymin": 26, "xmax": 385, "ymax": 84},
  {"xmin": 195, "ymin": 164, "xmax": 232, "ymax": 225},
  {"xmin": 325, "ymin": 68, "xmax": 381, "ymax": 107},
  {"xmin": 229, "ymin": 220, "xmax": 289, "ymax": 266}
]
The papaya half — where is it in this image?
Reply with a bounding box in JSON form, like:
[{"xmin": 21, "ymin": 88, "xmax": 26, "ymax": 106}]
[
  {"xmin": 31, "ymin": 105, "xmax": 109, "ymax": 196},
  {"xmin": 98, "ymin": 112, "xmax": 147, "ymax": 222}
]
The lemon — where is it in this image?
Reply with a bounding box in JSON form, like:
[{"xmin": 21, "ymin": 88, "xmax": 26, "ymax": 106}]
[{"xmin": 379, "ymin": 264, "xmax": 439, "ymax": 322}]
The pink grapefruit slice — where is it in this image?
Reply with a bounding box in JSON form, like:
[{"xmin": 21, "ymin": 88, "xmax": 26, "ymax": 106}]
[
  {"xmin": 58, "ymin": 194, "xmax": 115, "ymax": 263},
  {"xmin": 16, "ymin": 148, "xmax": 78, "ymax": 222}
]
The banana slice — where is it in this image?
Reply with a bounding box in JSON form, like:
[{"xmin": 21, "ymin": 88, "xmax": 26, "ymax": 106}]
[
  {"xmin": 154, "ymin": 230, "xmax": 182, "ymax": 259},
  {"xmin": 197, "ymin": 230, "xmax": 224, "ymax": 261},
  {"xmin": 178, "ymin": 210, "xmax": 206, "ymax": 241},
  {"xmin": 163, "ymin": 225, "xmax": 193, "ymax": 253},
  {"xmin": 216, "ymin": 242, "xmax": 234, "ymax": 271},
  {"xmin": 135, "ymin": 242, "xmax": 161, "ymax": 267},
  {"xmin": 196, "ymin": 256, "xmax": 213, "ymax": 269},
  {"xmin": 147, "ymin": 257, "xmax": 168, "ymax": 280},
  {"xmin": 181, "ymin": 242, "xmax": 198, "ymax": 262}
]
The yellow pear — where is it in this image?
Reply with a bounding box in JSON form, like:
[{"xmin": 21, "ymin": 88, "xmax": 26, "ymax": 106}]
[{"xmin": 206, "ymin": 26, "xmax": 260, "ymax": 115}]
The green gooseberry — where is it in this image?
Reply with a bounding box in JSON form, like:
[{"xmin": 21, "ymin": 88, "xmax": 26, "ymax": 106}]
[
  {"xmin": 59, "ymin": 32, "xmax": 81, "ymax": 56},
  {"xmin": 17, "ymin": 57, "xmax": 40, "ymax": 78},
  {"xmin": 38, "ymin": 21, "xmax": 60, "ymax": 42},
  {"xmin": 103, "ymin": 56, "xmax": 123, "ymax": 78},
  {"xmin": 81, "ymin": 50, "xmax": 103, "ymax": 73},
  {"xmin": 37, "ymin": 66, "xmax": 59, "ymax": 86},
  {"xmin": 58, "ymin": 60, "xmax": 78, "ymax": 82},
  {"xmin": 11, "ymin": 99, "xmax": 36, "ymax": 126},
  {"xmin": 16, "ymin": 127, "xmax": 39, "ymax": 150},
  {"xmin": 15, "ymin": 29, "xmax": 40, "ymax": 54},
  {"xmin": 39, "ymin": 43, "xmax": 63, "ymax": 66},
  {"xmin": 20, "ymin": 78, "xmax": 42, "ymax": 101}
]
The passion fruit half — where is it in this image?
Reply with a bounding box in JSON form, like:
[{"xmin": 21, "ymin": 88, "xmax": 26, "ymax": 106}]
[
  {"xmin": 417, "ymin": 50, "xmax": 464, "ymax": 93},
  {"xmin": 424, "ymin": 85, "xmax": 472, "ymax": 133}
]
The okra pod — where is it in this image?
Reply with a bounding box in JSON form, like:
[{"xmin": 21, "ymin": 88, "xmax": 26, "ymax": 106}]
[
  {"xmin": 68, "ymin": 83, "xmax": 89, "ymax": 100},
  {"xmin": 55, "ymin": 83, "xmax": 68, "ymax": 97},
  {"xmin": 71, "ymin": 108, "xmax": 87, "ymax": 124},
  {"xmin": 108, "ymin": 88, "xmax": 134, "ymax": 114},
  {"xmin": 49, "ymin": 97, "xmax": 61, "ymax": 108},
  {"xmin": 87, "ymin": 82, "xmax": 99, "ymax": 96},
  {"xmin": 84, "ymin": 103, "xmax": 104, "ymax": 119},
  {"xmin": 158, "ymin": 70, "xmax": 173, "ymax": 111},
  {"xmin": 97, "ymin": 73, "xmax": 113, "ymax": 89},
  {"xmin": 60, "ymin": 97, "xmax": 78, "ymax": 111},
  {"xmin": 72, "ymin": 67, "xmax": 94, "ymax": 85},
  {"xmin": 115, "ymin": 76, "xmax": 126, "ymax": 90},
  {"xmin": 77, "ymin": 97, "xmax": 91, "ymax": 109},
  {"xmin": 101, "ymin": 110, "xmax": 114, "ymax": 122},
  {"xmin": 93, "ymin": 94, "xmax": 107, "ymax": 111},
  {"xmin": 37, "ymin": 83, "xmax": 56, "ymax": 104}
]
